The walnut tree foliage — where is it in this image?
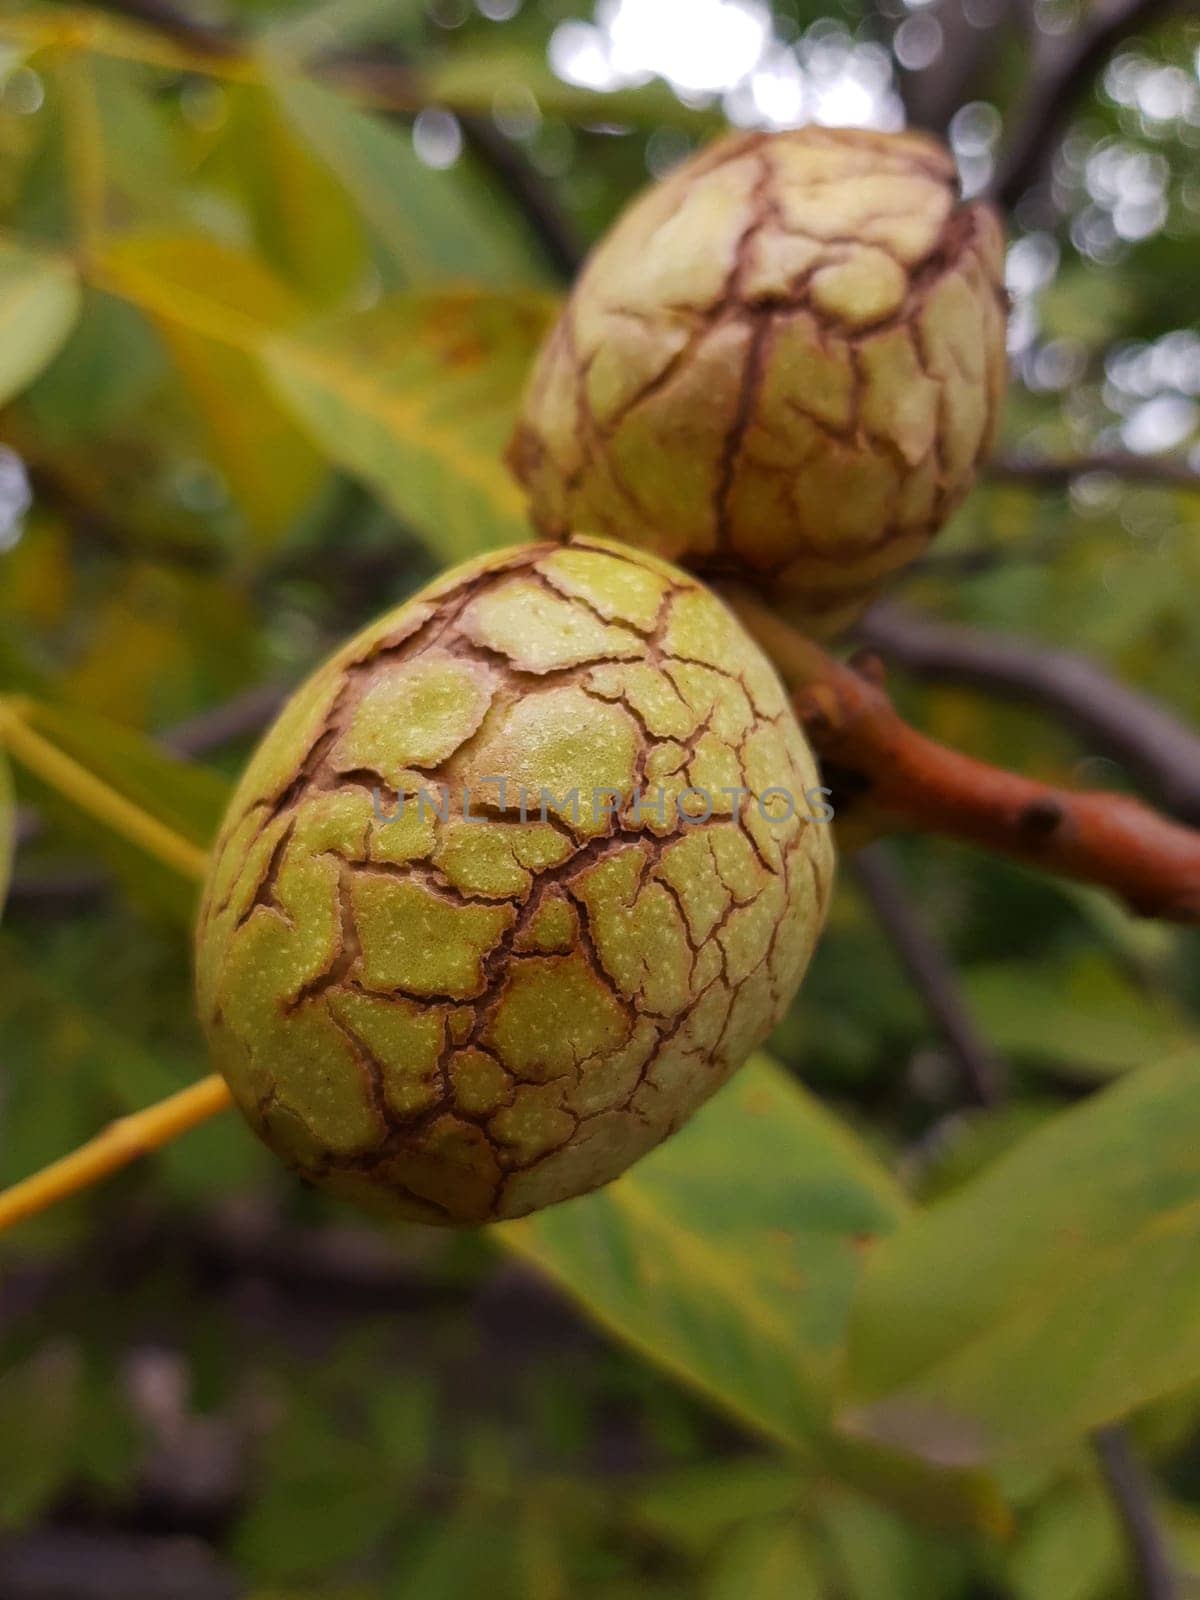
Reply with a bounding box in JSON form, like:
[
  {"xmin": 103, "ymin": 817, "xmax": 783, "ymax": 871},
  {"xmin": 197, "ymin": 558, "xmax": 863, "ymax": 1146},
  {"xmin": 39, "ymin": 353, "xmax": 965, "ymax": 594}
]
[{"xmin": 1, "ymin": 1, "xmax": 1200, "ymax": 1597}]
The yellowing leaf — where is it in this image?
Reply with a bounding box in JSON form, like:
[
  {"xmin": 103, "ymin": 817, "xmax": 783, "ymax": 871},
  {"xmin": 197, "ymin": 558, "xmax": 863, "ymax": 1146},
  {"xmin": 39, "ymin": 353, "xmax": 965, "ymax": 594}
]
[
  {"xmin": 100, "ymin": 231, "xmax": 306, "ymax": 341},
  {"xmin": 497, "ymin": 1057, "xmax": 1004, "ymax": 1529},
  {"xmin": 263, "ymin": 290, "xmax": 556, "ymax": 561},
  {"xmin": 99, "ymin": 238, "xmax": 549, "ymax": 561},
  {"xmin": 0, "ymin": 7, "xmax": 234, "ymax": 82},
  {"xmin": 839, "ymin": 1050, "xmax": 1200, "ymax": 1466},
  {"xmin": 500, "ymin": 1058, "xmax": 906, "ymax": 1454},
  {"xmin": 98, "ymin": 234, "xmax": 325, "ymax": 545},
  {"xmin": 0, "ymin": 238, "xmax": 80, "ymax": 405}
]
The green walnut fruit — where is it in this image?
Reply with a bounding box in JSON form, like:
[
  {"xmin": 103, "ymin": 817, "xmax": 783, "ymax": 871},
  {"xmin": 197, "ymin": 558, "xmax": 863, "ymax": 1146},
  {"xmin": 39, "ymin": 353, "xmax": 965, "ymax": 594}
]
[
  {"xmin": 196, "ymin": 538, "xmax": 834, "ymax": 1224},
  {"xmin": 509, "ymin": 126, "xmax": 1008, "ymax": 635}
]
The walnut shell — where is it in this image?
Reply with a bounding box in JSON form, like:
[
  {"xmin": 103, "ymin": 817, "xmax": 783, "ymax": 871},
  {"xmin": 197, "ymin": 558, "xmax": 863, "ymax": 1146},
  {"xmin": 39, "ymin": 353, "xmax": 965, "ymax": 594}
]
[
  {"xmin": 510, "ymin": 126, "xmax": 1008, "ymax": 634},
  {"xmin": 196, "ymin": 538, "xmax": 834, "ymax": 1223}
]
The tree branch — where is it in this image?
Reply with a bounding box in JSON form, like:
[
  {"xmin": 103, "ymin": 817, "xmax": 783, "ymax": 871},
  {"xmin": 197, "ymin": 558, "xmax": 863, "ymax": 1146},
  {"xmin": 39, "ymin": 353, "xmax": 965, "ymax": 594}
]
[
  {"xmin": 1093, "ymin": 1426, "xmax": 1181, "ymax": 1600},
  {"xmin": 996, "ymin": 0, "xmax": 1182, "ymax": 209},
  {"xmin": 892, "ymin": 0, "xmax": 1013, "ymax": 135},
  {"xmin": 87, "ymin": 0, "xmax": 237, "ymax": 53},
  {"xmin": 160, "ymin": 682, "xmax": 286, "ymax": 759},
  {"xmin": 853, "ymin": 847, "xmax": 1005, "ymax": 1105},
  {"xmin": 856, "ymin": 604, "xmax": 1200, "ymax": 825},
  {"xmin": 722, "ymin": 587, "xmax": 1200, "ymax": 923},
  {"xmin": 989, "ymin": 451, "xmax": 1200, "ymax": 492},
  {"xmin": 0, "ymin": 1530, "xmax": 239, "ymax": 1600},
  {"xmin": 326, "ymin": 54, "xmax": 585, "ymax": 277},
  {"xmin": 455, "ymin": 113, "xmax": 583, "ymax": 281}
]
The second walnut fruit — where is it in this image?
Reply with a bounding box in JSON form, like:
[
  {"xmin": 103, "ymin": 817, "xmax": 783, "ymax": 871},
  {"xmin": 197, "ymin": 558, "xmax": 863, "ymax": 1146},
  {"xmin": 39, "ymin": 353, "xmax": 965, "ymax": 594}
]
[{"xmin": 510, "ymin": 125, "xmax": 1008, "ymax": 635}]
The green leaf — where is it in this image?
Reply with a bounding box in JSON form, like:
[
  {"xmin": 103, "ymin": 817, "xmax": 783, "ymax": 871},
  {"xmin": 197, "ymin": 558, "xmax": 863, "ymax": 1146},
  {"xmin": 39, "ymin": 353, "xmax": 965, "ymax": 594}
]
[
  {"xmin": 0, "ymin": 932, "xmax": 260, "ymax": 1207},
  {"xmin": 263, "ymin": 0, "xmax": 429, "ymax": 60},
  {"xmin": 234, "ymin": 1417, "xmax": 406, "ymax": 1581},
  {"xmin": 269, "ymin": 72, "xmax": 553, "ymax": 287},
  {"xmin": 387, "ymin": 1507, "xmax": 519, "ymax": 1600},
  {"xmin": 0, "ymin": 237, "xmax": 80, "ymax": 405},
  {"xmin": 263, "ymin": 290, "xmax": 554, "ymax": 562},
  {"xmin": 0, "ymin": 1346, "xmax": 80, "ymax": 1526},
  {"xmin": 209, "ymin": 82, "xmax": 366, "ymax": 308},
  {"xmin": 839, "ymin": 1050, "xmax": 1200, "ymax": 1465},
  {"xmin": 818, "ymin": 1484, "xmax": 971, "ymax": 1600},
  {"xmin": 962, "ymin": 955, "xmax": 1196, "ymax": 1080},
  {"xmin": 703, "ymin": 1516, "xmax": 821, "ymax": 1600},
  {"xmin": 22, "ymin": 698, "xmax": 229, "ymax": 848},
  {"xmin": 630, "ymin": 1459, "xmax": 803, "ymax": 1556},
  {"xmin": 25, "ymin": 287, "xmax": 161, "ymax": 443},
  {"xmin": 912, "ymin": 1103, "xmax": 1059, "ymax": 1205},
  {"xmin": 0, "ymin": 937, "xmax": 100, "ymax": 1215},
  {"xmin": 1006, "ymin": 1477, "xmax": 1121, "ymax": 1600},
  {"xmin": 498, "ymin": 1058, "xmax": 1004, "ymax": 1529},
  {"xmin": 73, "ymin": 1356, "xmax": 142, "ymax": 1498},
  {"xmin": 8, "ymin": 697, "xmax": 227, "ymax": 923},
  {"xmin": 501, "ymin": 1058, "xmax": 905, "ymax": 1454},
  {"xmin": 99, "ymin": 233, "xmax": 327, "ymax": 546}
]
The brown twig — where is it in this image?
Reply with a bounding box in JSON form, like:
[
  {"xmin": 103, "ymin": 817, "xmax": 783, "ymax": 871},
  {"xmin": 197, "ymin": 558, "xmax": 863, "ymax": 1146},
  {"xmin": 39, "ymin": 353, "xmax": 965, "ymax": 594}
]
[
  {"xmin": 853, "ymin": 847, "xmax": 1005, "ymax": 1106},
  {"xmin": 902, "ymin": 531, "xmax": 1075, "ymax": 581},
  {"xmin": 722, "ymin": 587, "xmax": 1200, "ymax": 923},
  {"xmin": 996, "ymin": 0, "xmax": 1182, "ymax": 208},
  {"xmin": 0, "ymin": 1530, "xmax": 239, "ymax": 1600},
  {"xmin": 1093, "ymin": 1426, "xmax": 1181, "ymax": 1600},
  {"xmin": 160, "ymin": 682, "xmax": 286, "ymax": 759},
  {"xmin": 456, "ymin": 113, "xmax": 584, "ymax": 281},
  {"xmin": 85, "ymin": 0, "xmax": 238, "ymax": 55},
  {"xmin": 893, "ymin": 0, "xmax": 1011, "ymax": 135},
  {"xmin": 857, "ymin": 604, "xmax": 1200, "ymax": 825},
  {"xmin": 990, "ymin": 451, "xmax": 1200, "ymax": 492}
]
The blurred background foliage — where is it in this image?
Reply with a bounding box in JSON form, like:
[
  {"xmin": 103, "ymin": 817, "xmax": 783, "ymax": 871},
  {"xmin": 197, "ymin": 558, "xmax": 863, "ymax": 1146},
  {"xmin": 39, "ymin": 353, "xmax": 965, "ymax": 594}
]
[{"xmin": 1, "ymin": 0, "xmax": 1200, "ymax": 1595}]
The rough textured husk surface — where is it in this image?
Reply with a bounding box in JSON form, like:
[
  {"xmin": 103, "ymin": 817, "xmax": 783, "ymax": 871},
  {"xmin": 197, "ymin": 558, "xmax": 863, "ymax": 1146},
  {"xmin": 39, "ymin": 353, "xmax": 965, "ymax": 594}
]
[
  {"xmin": 509, "ymin": 126, "xmax": 1008, "ymax": 634},
  {"xmin": 196, "ymin": 538, "xmax": 835, "ymax": 1224}
]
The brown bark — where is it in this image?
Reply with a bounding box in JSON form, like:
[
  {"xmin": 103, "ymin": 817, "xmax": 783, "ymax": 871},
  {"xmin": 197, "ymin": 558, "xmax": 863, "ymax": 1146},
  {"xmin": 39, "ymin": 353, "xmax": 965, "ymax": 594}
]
[{"xmin": 723, "ymin": 588, "xmax": 1200, "ymax": 923}]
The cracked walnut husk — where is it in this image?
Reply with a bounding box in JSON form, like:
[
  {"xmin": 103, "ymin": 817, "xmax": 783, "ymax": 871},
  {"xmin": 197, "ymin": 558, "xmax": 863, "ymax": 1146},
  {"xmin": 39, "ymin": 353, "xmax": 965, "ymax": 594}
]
[
  {"xmin": 195, "ymin": 538, "xmax": 834, "ymax": 1224},
  {"xmin": 509, "ymin": 126, "xmax": 1008, "ymax": 635}
]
